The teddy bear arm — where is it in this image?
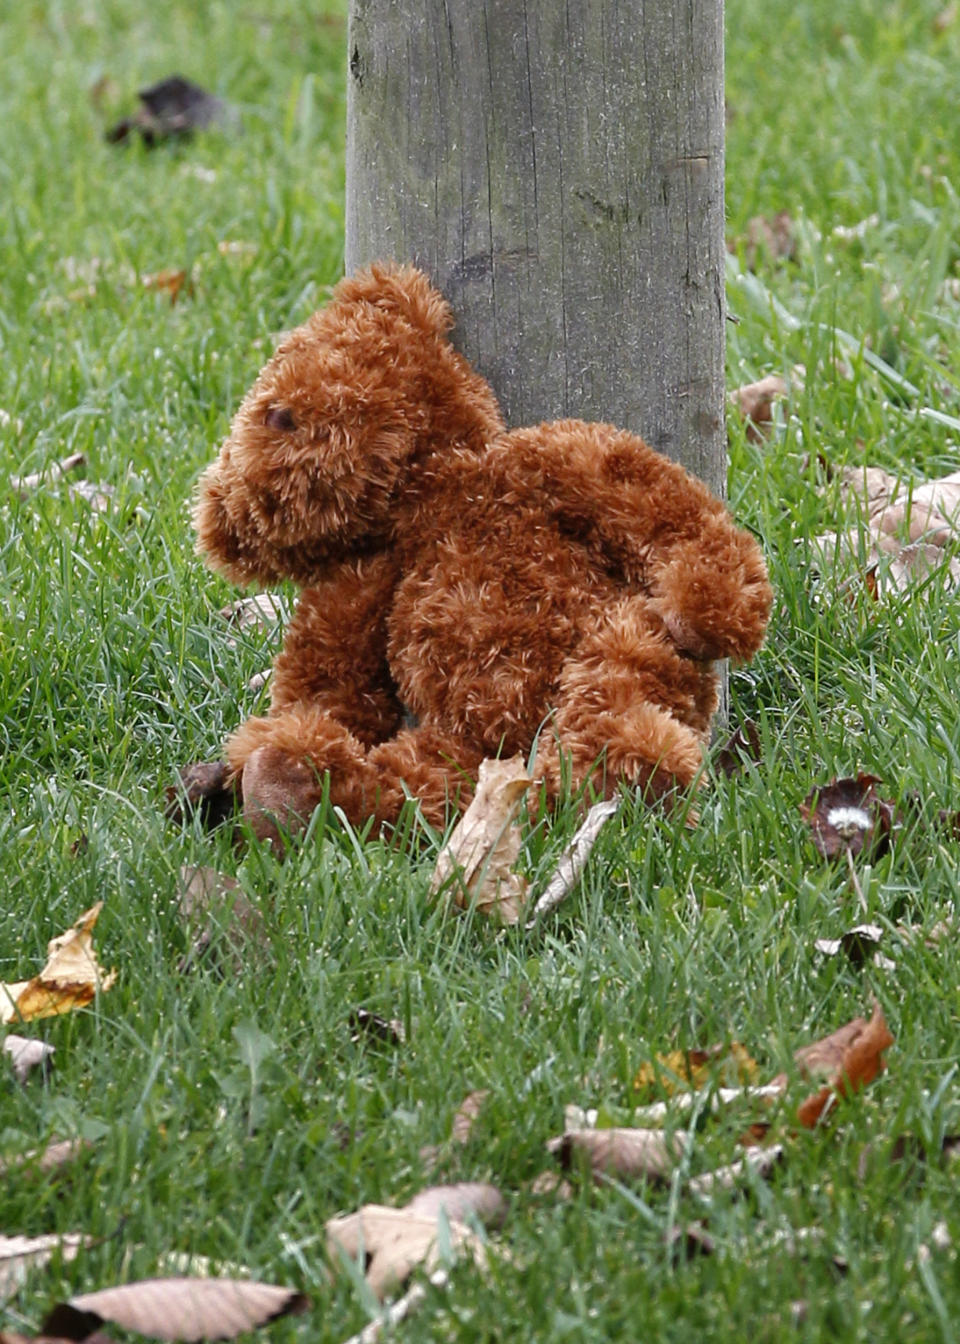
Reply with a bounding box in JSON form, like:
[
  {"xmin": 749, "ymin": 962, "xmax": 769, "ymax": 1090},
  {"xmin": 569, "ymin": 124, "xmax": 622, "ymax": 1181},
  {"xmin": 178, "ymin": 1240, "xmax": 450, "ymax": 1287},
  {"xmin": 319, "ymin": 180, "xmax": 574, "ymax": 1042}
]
[
  {"xmin": 268, "ymin": 555, "xmax": 405, "ymax": 745},
  {"xmin": 647, "ymin": 519, "xmax": 773, "ymax": 663}
]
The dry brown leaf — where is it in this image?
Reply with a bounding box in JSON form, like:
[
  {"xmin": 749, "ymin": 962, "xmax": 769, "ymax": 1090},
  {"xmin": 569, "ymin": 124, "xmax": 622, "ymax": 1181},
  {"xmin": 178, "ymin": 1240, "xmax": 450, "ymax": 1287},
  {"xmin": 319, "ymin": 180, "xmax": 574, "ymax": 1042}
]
[
  {"xmin": 327, "ymin": 1193, "xmax": 492, "ymax": 1300},
  {"xmin": 729, "ymin": 211, "xmax": 796, "ymax": 270},
  {"xmin": 688, "ymin": 1144, "xmax": 785, "ymax": 1198},
  {"xmin": 729, "ymin": 374, "xmax": 788, "ymax": 442},
  {"xmin": 787, "ymin": 1001, "xmax": 894, "ymax": 1127},
  {"xmin": 177, "ymin": 866, "xmax": 266, "ymax": 973},
  {"xmin": 42, "ymin": 1278, "xmax": 308, "ymax": 1342},
  {"xmin": 404, "ymin": 1182, "xmax": 505, "ymax": 1227},
  {"xmin": 1, "ymin": 904, "xmax": 116, "ymax": 1025},
  {"xmin": 547, "ymin": 1127, "xmax": 686, "ymax": 1182},
  {"xmin": 450, "ymin": 1089, "xmax": 490, "ymax": 1144},
  {"xmin": 814, "ymin": 464, "xmax": 960, "ymax": 594},
  {"xmin": 814, "ymin": 924, "xmax": 896, "ymax": 969},
  {"xmin": 633, "ymin": 1042, "xmax": 758, "ymax": 1097},
  {"xmin": 526, "ymin": 797, "xmax": 619, "ymax": 924},
  {"xmin": 430, "ymin": 756, "xmax": 532, "ymax": 924},
  {"xmin": 0, "ymin": 1139, "xmax": 91, "ymax": 1179},
  {"xmin": 68, "ymin": 480, "xmax": 115, "ymax": 513},
  {"xmin": 10, "ymin": 453, "xmax": 86, "ymax": 498},
  {"xmin": 0, "ymin": 1234, "xmax": 90, "ymax": 1301},
  {"xmin": 3, "ymin": 1035, "xmax": 55, "ymax": 1084},
  {"xmin": 141, "ymin": 268, "xmax": 194, "ymax": 304},
  {"xmin": 219, "ymin": 594, "xmax": 288, "ymax": 633}
]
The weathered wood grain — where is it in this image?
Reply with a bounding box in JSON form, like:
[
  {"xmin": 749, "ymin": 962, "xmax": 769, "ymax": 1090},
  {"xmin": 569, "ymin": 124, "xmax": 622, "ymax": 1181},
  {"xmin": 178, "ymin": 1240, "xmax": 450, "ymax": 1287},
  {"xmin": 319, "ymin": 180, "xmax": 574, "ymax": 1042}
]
[{"xmin": 346, "ymin": 0, "xmax": 725, "ymax": 491}]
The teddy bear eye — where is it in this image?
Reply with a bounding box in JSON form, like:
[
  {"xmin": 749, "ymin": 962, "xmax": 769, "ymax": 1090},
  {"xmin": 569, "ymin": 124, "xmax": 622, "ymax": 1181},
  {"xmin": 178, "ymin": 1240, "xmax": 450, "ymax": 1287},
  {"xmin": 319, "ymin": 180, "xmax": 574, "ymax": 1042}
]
[{"xmin": 264, "ymin": 404, "xmax": 297, "ymax": 433}]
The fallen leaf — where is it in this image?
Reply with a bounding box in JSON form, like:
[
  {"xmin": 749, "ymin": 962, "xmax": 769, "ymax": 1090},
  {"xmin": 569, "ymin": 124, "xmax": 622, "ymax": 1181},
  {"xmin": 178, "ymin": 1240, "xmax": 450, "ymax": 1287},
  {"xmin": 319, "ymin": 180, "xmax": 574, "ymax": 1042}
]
[
  {"xmin": 10, "ymin": 453, "xmax": 86, "ymax": 498},
  {"xmin": 106, "ymin": 76, "xmax": 227, "ymax": 146},
  {"xmin": 814, "ymin": 924, "xmax": 896, "ymax": 969},
  {"xmin": 326, "ymin": 1184, "xmax": 498, "ymax": 1300},
  {"xmin": 403, "ymin": 1182, "xmax": 505, "ymax": 1227},
  {"xmin": 1, "ymin": 904, "xmax": 116, "ymax": 1025},
  {"xmin": 68, "ymin": 480, "xmax": 115, "ymax": 513},
  {"xmin": 177, "ymin": 866, "xmax": 266, "ymax": 973},
  {"xmin": 0, "ymin": 1234, "xmax": 89, "ymax": 1302},
  {"xmin": 3, "ymin": 1035, "xmax": 55, "ymax": 1084},
  {"xmin": 633, "ymin": 1042, "xmax": 758, "ymax": 1097},
  {"xmin": 430, "ymin": 756, "xmax": 532, "ymax": 924},
  {"xmin": 546, "ymin": 1127, "xmax": 686, "ymax": 1182},
  {"xmin": 813, "ymin": 463, "xmax": 960, "ymax": 595},
  {"xmin": 526, "ymin": 797, "xmax": 619, "ymax": 924},
  {"xmin": 665, "ymin": 1221, "xmax": 716, "ymax": 1258},
  {"xmin": 788, "ymin": 1000, "xmax": 894, "ymax": 1127},
  {"xmin": 799, "ymin": 774, "xmax": 897, "ymax": 860},
  {"xmin": 715, "ymin": 719, "xmax": 762, "ymax": 777},
  {"xmin": 349, "ymin": 1009, "xmax": 405, "ymax": 1045},
  {"xmin": 42, "ymin": 1279, "xmax": 308, "ymax": 1342},
  {"xmin": 688, "ymin": 1144, "xmax": 785, "ymax": 1198},
  {"xmin": 141, "ymin": 269, "xmax": 194, "ymax": 304},
  {"xmin": 728, "ymin": 212, "xmax": 796, "ymax": 271},
  {"xmin": 0, "ymin": 1139, "xmax": 91, "ymax": 1178},
  {"xmin": 729, "ymin": 374, "xmax": 788, "ymax": 442},
  {"xmin": 450, "ymin": 1089, "xmax": 490, "ymax": 1145},
  {"xmin": 246, "ymin": 669, "xmax": 272, "ymax": 693}
]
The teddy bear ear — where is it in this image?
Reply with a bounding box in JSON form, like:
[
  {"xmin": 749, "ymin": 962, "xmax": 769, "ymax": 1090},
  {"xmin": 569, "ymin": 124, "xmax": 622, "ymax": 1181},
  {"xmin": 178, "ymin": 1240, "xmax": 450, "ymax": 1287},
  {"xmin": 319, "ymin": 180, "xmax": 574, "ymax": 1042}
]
[{"xmin": 332, "ymin": 261, "xmax": 454, "ymax": 337}]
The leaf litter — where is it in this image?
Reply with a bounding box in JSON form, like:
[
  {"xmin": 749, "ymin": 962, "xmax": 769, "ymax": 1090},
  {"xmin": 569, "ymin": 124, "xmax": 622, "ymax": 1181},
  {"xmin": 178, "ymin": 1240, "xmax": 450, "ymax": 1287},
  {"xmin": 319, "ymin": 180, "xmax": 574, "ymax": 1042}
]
[{"xmin": 1, "ymin": 903, "xmax": 116, "ymax": 1025}]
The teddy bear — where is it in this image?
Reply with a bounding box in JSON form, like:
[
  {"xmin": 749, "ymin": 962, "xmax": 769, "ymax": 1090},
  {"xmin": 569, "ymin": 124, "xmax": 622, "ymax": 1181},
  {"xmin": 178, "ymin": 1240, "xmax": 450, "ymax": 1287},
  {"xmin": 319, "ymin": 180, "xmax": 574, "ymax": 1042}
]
[{"xmin": 187, "ymin": 262, "xmax": 772, "ymax": 845}]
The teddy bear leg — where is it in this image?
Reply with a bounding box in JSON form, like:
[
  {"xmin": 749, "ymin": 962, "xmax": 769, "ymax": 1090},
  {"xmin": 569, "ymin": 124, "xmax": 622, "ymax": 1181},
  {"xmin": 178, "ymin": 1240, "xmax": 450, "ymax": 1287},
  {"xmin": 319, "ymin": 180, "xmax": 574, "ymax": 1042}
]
[
  {"xmin": 540, "ymin": 597, "xmax": 715, "ymax": 807},
  {"xmin": 226, "ymin": 704, "xmax": 375, "ymax": 844},
  {"xmin": 366, "ymin": 727, "xmax": 486, "ymax": 830}
]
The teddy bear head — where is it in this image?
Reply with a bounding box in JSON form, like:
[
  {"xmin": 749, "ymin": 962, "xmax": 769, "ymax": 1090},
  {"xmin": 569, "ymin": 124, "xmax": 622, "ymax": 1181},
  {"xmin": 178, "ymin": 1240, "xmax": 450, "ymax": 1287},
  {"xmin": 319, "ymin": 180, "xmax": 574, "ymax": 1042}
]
[{"xmin": 194, "ymin": 263, "xmax": 504, "ymax": 587}]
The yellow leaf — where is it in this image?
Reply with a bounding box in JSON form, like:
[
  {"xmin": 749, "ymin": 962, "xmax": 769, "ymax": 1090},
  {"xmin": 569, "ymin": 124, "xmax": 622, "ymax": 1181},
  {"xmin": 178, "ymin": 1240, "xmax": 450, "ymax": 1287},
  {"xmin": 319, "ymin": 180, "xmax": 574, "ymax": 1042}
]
[
  {"xmin": 633, "ymin": 1042, "xmax": 758, "ymax": 1096},
  {"xmin": 1, "ymin": 903, "xmax": 116, "ymax": 1025}
]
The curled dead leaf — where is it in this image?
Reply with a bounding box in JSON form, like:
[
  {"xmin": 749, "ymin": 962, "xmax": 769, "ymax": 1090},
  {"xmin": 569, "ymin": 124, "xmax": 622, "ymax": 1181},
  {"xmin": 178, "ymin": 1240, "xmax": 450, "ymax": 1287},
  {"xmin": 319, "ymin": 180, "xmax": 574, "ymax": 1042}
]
[
  {"xmin": 430, "ymin": 756, "xmax": 532, "ymax": 924},
  {"xmin": 547, "ymin": 1127, "xmax": 686, "ymax": 1182},
  {"xmin": 450, "ymin": 1089, "xmax": 490, "ymax": 1145},
  {"xmin": 527, "ymin": 797, "xmax": 619, "ymax": 924},
  {"xmin": 326, "ymin": 1183, "xmax": 497, "ymax": 1300},
  {"xmin": 404, "ymin": 1182, "xmax": 505, "ymax": 1228},
  {"xmin": 0, "ymin": 1138, "xmax": 92, "ymax": 1179},
  {"xmin": 177, "ymin": 866, "xmax": 267, "ymax": 974},
  {"xmin": 219, "ymin": 594, "xmax": 288, "ymax": 635},
  {"xmin": 3, "ymin": 1034, "xmax": 55, "ymax": 1084},
  {"xmin": 0, "ymin": 1234, "xmax": 90, "ymax": 1302},
  {"xmin": 688, "ymin": 1144, "xmax": 785, "ymax": 1198},
  {"xmin": 814, "ymin": 924, "xmax": 895, "ymax": 969},
  {"xmin": 715, "ymin": 719, "xmax": 762, "ymax": 777},
  {"xmin": 729, "ymin": 374, "xmax": 788, "ymax": 442},
  {"xmin": 1, "ymin": 904, "xmax": 116, "ymax": 1025},
  {"xmin": 789, "ymin": 1000, "xmax": 894, "ymax": 1127},
  {"xmin": 10, "ymin": 453, "xmax": 86, "ymax": 498},
  {"xmin": 42, "ymin": 1278, "xmax": 308, "ymax": 1342}
]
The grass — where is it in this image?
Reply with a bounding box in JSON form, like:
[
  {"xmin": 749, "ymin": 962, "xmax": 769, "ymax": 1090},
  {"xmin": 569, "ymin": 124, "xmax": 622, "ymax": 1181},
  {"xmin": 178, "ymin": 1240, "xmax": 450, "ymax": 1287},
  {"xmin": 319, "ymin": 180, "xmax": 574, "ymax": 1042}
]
[{"xmin": 2, "ymin": 0, "xmax": 960, "ymax": 1340}]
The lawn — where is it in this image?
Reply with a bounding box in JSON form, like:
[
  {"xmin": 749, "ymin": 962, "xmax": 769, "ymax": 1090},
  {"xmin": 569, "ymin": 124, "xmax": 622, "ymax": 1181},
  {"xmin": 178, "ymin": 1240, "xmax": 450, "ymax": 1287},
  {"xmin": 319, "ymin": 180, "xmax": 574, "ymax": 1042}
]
[{"xmin": 2, "ymin": 1, "xmax": 960, "ymax": 1341}]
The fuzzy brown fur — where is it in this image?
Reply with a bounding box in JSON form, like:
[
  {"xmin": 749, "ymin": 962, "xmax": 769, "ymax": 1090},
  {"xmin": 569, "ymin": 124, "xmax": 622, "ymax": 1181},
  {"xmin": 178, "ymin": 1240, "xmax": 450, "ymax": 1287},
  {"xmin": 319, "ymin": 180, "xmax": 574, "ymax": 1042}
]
[{"xmin": 193, "ymin": 263, "xmax": 772, "ymax": 842}]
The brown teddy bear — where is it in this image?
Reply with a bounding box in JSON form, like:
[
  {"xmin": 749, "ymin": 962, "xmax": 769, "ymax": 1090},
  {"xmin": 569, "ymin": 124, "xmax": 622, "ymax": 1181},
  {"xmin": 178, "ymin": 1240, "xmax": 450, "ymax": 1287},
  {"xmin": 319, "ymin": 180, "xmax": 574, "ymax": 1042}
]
[{"xmin": 190, "ymin": 262, "xmax": 771, "ymax": 844}]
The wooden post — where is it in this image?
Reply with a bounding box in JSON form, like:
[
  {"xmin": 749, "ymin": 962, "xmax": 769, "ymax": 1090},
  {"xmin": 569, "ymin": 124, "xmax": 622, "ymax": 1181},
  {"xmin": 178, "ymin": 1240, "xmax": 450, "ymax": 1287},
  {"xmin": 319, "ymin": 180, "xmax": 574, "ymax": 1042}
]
[{"xmin": 345, "ymin": 0, "xmax": 725, "ymax": 492}]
